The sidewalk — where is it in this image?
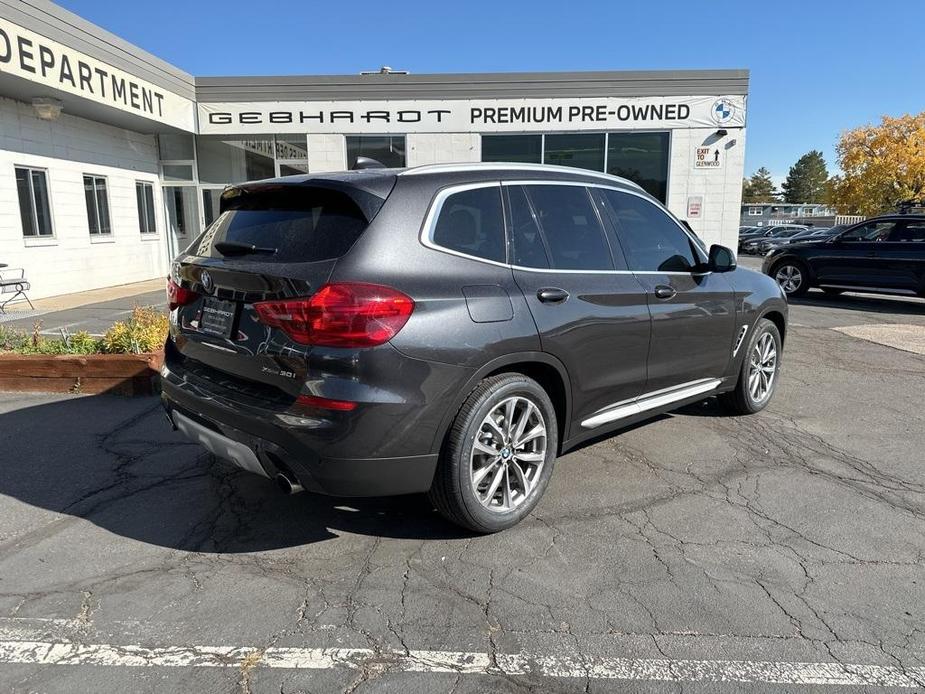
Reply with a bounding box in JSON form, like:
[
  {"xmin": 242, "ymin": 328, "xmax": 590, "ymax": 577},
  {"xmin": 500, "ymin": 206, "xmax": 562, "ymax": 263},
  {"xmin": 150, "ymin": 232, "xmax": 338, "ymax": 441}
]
[{"xmin": 0, "ymin": 279, "xmax": 166, "ymax": 335}]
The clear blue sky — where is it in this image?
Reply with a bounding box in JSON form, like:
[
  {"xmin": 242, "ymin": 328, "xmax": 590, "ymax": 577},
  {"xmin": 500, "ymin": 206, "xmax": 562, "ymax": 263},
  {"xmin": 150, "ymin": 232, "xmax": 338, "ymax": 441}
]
[{"xmin": 60, "ymin": 0, "xmax": 925, "ymax": 184}]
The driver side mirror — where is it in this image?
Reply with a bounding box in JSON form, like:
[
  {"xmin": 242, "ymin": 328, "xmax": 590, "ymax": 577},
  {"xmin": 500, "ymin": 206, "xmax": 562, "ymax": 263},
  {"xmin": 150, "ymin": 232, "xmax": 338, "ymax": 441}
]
[{"xmin": 708, "ymin": 244, "xmax": 736, "ymax": 272}]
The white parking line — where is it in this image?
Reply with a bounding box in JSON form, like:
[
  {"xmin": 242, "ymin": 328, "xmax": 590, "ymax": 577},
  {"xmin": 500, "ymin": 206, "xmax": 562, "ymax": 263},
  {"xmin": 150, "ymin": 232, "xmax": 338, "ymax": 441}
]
[{"xmin": 0, "ymin": 638, "xmax": 923, "ymax": 687}]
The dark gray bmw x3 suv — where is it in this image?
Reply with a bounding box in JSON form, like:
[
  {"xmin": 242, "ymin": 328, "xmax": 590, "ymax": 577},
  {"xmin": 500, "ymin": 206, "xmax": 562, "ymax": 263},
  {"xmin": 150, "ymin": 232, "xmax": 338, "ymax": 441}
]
[{"xmin": 161, "ymin": 163, "xmax": 787, "ymax": 532}]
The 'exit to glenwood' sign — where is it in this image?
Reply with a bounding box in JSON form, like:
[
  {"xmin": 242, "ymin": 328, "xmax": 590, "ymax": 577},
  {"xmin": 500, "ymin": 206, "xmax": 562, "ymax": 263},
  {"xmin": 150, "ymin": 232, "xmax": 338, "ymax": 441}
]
[{"xmin": 694, "ymin": 146, "xmax": 724, "ymax": 169}]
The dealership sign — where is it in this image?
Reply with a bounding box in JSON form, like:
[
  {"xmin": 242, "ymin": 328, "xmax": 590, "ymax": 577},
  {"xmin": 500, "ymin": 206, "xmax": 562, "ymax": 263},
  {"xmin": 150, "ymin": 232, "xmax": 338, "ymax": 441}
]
[
  {"xmin": 198, "ymin": 95, "xmax": 746, "ymax": 135},
  {"xmin": 0, "ymin": 18, "xmax": 195, "ymax": 131}
]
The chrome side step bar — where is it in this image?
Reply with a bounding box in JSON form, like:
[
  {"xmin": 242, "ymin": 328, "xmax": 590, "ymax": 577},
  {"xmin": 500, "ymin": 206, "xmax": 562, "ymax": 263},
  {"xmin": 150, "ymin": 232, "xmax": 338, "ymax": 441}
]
[
  {"xmin": 817, "ymin": 284, "xmax": 917, "ymax": 296},
  {"xmin": 580, "ymin": 378, "xmax": 723, "ymax": 430}
]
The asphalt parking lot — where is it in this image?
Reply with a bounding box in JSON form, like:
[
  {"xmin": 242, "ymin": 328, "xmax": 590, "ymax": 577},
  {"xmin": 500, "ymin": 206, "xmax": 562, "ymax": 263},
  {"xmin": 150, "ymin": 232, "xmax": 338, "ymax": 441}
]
[
  {"xmin": 0, "ymin": 289, "xmax": 166, "ymax": 336},
  {"xmin": 1, "ymin": 268, "xmax": 924, "ymax": 692}
]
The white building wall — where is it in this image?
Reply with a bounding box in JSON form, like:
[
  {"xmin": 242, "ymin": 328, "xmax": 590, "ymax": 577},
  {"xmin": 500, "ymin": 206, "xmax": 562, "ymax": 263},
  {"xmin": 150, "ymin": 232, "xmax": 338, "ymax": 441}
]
[
  {"xmin": 0, "ymin": 97, "xmax": 168, "ymax": 300},
  {"xmin": 665, "ymin": 127, "xmax": 745, "ymax": 252},
  {"xmin": 307, "ymin": 134, "xmax": 346, "ymax": 172},
  {"xmin": 407, "ymin": 134, "xmax": 480, "ymax": 167}
]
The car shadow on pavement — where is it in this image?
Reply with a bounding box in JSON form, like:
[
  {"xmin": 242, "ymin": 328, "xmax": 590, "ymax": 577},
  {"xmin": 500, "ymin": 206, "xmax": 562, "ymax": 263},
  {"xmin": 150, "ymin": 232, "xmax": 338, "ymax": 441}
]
[
  {"xmin": 790, "ymin": 290, "xmax": 925, "ymax": 316},
  {"xmin": 0, "ymin": 394, "xmax": 471, "ymax": 553}
]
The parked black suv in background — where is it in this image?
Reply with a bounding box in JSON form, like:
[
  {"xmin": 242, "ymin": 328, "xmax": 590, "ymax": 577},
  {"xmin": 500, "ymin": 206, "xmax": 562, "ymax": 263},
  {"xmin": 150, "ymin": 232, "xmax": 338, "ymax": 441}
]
[
  {"xmin": 161, "ymin": 163, "xmax": 788, "ymax": 532},
  {"xmin": 762, "ymin": 215, "xmax": 925, "ymax": 298}
]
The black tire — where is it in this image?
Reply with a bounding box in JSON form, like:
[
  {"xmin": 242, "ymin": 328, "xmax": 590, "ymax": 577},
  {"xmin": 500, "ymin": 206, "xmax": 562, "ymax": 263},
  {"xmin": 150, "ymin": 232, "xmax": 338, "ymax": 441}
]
[
  {"xmin": 770, "ymin": 259, "xmax": 810, "ymax": 297},
  {"xmin": 721, "ymin": 318, "xmax": 782, "ymax": 415},
  {"xmin": 822, "ymin": 287, "xmax": 844, "ymax": 295},
  {"xmin": 429, "ymin": 373, "xmax": 558, "ymax": 533}
]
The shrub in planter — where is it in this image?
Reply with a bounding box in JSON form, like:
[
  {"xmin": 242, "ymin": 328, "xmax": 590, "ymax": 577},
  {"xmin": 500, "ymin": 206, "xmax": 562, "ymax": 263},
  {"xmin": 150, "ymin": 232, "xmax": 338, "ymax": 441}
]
[
  {"xmin": 100, "ymin": 307, "xmax": 169, "ymax": 354},
  {"xmin": 0, "ymin": 306, "xmax": 169, "ymax": 395}
]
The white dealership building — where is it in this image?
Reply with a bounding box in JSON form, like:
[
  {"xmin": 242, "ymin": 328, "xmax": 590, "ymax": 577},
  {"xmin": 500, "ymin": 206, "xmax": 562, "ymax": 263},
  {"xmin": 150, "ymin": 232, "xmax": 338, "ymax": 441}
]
[{"xmin": 0, "ymin": 0, "xmax": 748, "ymax": 300}]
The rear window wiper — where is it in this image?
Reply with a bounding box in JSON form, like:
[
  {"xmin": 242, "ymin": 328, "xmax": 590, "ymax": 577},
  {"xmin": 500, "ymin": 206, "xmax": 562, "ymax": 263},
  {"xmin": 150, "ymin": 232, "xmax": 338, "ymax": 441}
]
[{"xmin": 214, "ymin": 241, "xmax": 278, "ymax": 256}]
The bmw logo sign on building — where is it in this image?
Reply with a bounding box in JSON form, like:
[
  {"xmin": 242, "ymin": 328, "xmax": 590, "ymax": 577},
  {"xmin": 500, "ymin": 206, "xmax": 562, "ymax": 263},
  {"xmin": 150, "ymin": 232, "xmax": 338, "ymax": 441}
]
[{"xmin": 711, "ymin": 98, "xmax": 736, "ymax": 125}]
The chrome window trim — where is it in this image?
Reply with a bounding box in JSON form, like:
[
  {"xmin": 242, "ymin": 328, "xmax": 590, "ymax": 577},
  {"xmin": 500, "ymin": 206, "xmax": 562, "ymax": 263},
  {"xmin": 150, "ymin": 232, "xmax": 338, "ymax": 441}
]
[
  {"xmin": 420, "ymin": 179, "xmax": 711, "ymax": 276},
  {"xmin": 419, "ymin": 181, "xmax": 511, "ymax": 269}
]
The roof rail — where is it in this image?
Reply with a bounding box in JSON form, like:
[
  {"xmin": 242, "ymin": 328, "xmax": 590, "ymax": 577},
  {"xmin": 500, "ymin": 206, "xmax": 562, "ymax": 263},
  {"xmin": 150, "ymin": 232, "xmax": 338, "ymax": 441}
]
[{"xmin": 399, "ymin": 162, "xmax": 644, "ymax": 190}]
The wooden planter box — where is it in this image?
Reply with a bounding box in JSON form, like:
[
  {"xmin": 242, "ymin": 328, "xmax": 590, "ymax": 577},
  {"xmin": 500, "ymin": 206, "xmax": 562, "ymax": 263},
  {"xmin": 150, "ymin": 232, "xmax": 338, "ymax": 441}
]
[{"xmin": 0, "ymin": 351, "xmax": 164, "ymax": 396}]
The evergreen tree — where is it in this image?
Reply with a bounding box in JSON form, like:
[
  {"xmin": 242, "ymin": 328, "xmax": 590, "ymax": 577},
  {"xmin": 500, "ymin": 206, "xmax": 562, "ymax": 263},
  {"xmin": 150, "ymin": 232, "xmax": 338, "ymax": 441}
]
[
  {"xmin": 742, "ymin": 167, "xmax": 778, "ymax": 203},
  {"xmin": 781, "ymin": 150, "xmax": 829, "ymax": 203}
]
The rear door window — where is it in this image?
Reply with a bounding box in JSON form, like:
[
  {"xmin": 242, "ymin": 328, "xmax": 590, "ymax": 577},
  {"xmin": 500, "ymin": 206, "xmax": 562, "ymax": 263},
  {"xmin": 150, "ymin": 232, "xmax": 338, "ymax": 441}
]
[
  {"xmin": 523, "ymin": 184, "xmax": 614, "ymax": 271},
  {"xmin": 600, "ymin": 189, "xmax": 699, "ymax": 272},
  {"xmin": 889, "ymin": 221, "xmax": 925, "ymax": 243},
  {"xmin": 431, "ymin": 185, "xmax": 506, "ymax": 263},
  {"xmin": 192, "ymin": 186, "xmax": 370, "ymax": 262}
]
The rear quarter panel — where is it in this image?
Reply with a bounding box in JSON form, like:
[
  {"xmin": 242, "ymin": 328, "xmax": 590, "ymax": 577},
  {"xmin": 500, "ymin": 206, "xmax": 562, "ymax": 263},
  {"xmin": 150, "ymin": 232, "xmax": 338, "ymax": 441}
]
[{"xmin": 330, "ymin": 175, "xmax": 543, "ymax": 453}]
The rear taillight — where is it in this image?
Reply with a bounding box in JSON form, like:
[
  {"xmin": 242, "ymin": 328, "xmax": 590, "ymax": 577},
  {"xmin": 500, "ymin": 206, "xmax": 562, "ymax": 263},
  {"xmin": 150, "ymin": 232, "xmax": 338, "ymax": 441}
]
[
  {"xmin": 253, "ymin": 282, "xmax": 414, "ymax": 348},
  {"xmin": 167, "ymin": 276, "xmax": 196, "ymax": 311}
]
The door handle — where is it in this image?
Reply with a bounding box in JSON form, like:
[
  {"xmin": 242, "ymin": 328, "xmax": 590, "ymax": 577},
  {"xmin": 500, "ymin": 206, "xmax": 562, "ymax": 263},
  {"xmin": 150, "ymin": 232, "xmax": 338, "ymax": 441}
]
[
  {"xmin": 537, "ymin": 287, "xmax": 569, "ymax": 304},
  {"xmin": 866, "ymin": 251, "xmax": 876, "ymax": 257},
  {"xmin": 654, "ymin": 285, "xmax": 677, "ymax": 300}
]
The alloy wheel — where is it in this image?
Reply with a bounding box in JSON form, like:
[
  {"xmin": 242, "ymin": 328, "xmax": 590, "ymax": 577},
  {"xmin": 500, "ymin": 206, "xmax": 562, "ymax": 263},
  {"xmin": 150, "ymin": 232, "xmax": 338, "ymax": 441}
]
[
  {"xmin": 774, "ymin": 265, "xmax": 803, "ymax": 294},
  {"xmin": 470, "ymin": 396, "xmax": 547, "ymax": 513},
  {"xmin": 748, "ymin": 332, "xmax": 777, "ymax": 403}
]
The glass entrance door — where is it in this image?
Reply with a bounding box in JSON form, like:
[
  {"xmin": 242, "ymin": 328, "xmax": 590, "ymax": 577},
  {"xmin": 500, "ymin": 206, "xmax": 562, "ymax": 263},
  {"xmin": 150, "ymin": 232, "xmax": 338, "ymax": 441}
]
[{"xmin": 164, "ymin": 185, "xmax": 200, "ymax": 259}]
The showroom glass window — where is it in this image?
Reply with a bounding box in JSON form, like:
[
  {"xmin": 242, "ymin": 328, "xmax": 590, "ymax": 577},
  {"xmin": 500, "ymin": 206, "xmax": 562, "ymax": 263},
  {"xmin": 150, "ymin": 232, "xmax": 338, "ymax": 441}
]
[
  {"xmin": 83, "ymin": 175, "xmax": 111, "ymax": 236},
  {"xmin": 601, "ymin": 189, "xmax": 697, "ymax": 272},
  {"xmin": 607, "ymin": 132, "xmax": 670, "ymax": 202},
  {"xmin": 482, "ymin": 135, "xmax": 542, "ymax": 163},
  {"xmin": 196, "ymin": 136, "xmax": 276, "ymax": 185},
  {"xmin": 135, "ymin": 182, "xmax": 157, "ymax": 234},
  {"xmin": 432, "ymin": 186, "xmax": 506, "ymax": 263},
  {"xmin": 15, "ymin": 167, "xmax": 53, "ymax": 237},
  {"xmin": 524, "ymin": 184, "xmax": 615, "ymax": 271},
  {"xmin": 544, "ymin": 134, "xmax": 605, "ymax": 171},
  {"xmin": 275, "ymin": 135, "xmax": 310, "ymax": 175},
  {"xmin": 346, "ymin": 136, "xmax": 406, "ymax": 168}
]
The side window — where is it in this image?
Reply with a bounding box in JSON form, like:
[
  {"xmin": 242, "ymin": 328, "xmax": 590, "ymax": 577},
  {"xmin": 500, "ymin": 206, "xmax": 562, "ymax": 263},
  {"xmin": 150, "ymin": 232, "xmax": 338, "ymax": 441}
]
[
  {"xmin": 602, "ymin": 190, "xmax": 698, "ymax": 272},
  {"xmin": 889, "ymin": 222, "xmax": 925, "ymax": 243},
  {"xmin": 506, "ymin": 186, "xmax": 550, "ymax": 269},
  {"xmin": 524, "ymin": 185, "xmax": 614, "ymax": 271},
  {"xmin": 432, "ymin": 186, "xmax": 506, "ymax": 263},
  {"xmin": 840, "ymin": 221, "xmax": 896, "ymax": 242}
]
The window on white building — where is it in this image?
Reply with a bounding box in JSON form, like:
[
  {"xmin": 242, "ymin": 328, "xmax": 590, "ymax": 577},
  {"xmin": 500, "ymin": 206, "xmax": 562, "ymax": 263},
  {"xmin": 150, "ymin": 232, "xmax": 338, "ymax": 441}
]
[
  {"xmin": 135, "ymin": 181, "xmax": 157, "ymax": 234},
  {"xmin": 83, "ymin": 175, "xmax": 111, "ymax": 235},
  {"xmin": 482, "ymin": 135, "xmax": 543, "ymax": 164},
  {"xmin": 544, "ymin": 133, "xmax": 605, "ymax": 172},
  {"xmin": 15, "ymin": 166, "xmax": 54, "ymax": 237},
  {"xmin": 346, "ymin": 136, "xmax": 405, "ymax": 169},
  {"xmin": 748, "ymin": 207, "xmax": 762, "ymax": 216}
]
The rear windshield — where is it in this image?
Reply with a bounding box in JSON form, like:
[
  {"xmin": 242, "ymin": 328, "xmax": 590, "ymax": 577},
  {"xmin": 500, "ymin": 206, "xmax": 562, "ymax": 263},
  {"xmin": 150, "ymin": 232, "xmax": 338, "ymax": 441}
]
[{"xmin": 189, "ymin": 187, "xmax": 369, "ymax": 263}]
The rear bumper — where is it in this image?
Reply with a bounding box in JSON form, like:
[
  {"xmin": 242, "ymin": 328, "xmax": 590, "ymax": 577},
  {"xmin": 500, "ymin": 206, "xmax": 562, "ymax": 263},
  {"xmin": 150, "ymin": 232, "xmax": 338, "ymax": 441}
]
[{"xmin": 160, "ymin": 364, "xmax": 439, "ymax": 497}]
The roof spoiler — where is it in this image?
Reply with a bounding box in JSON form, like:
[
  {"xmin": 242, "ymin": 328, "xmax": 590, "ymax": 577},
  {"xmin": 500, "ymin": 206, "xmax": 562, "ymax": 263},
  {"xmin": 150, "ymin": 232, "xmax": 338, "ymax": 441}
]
[{"xmin": 220, "ymin": 177, "xmax": 395, "ymax": 222}]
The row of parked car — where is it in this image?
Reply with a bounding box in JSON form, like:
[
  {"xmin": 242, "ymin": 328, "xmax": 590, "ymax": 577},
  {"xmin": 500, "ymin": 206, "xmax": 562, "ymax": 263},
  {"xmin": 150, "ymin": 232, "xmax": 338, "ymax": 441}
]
[
  {"xmin": 738, "ymin": 224, "xmax": 843, "ymax": 255},
  {"xmin": 748, "ymin": 214, "xmax": 925, "ymax": 299}
]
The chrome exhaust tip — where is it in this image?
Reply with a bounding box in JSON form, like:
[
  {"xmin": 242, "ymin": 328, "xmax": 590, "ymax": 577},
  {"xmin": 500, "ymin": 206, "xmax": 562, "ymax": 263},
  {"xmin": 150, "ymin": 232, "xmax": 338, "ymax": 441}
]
[{"xmin": 276, "ymin": 473, "xmax": 304, "ymax": 495}]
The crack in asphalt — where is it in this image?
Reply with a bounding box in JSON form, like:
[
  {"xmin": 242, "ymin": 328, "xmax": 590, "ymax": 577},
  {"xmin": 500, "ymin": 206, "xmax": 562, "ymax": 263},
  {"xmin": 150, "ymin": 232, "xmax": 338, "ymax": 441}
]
[{"xmin": 1, "ymin": 322, "xmax": 924, "ymax": 691}]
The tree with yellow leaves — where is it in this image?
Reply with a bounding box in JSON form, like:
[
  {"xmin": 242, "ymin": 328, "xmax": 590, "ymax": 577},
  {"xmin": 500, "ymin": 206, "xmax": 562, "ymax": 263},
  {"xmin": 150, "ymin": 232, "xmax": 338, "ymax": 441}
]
[{"xmin": 830, "ymin": 113, "xmax": 925, "ymax": 215}]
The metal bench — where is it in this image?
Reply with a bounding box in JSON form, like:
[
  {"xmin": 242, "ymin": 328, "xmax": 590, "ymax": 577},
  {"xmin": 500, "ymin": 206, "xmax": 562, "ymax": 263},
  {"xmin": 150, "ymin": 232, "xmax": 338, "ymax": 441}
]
[{"xmin": 0, "ymin": 264, "xmax": 34, "ymax": 313}]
